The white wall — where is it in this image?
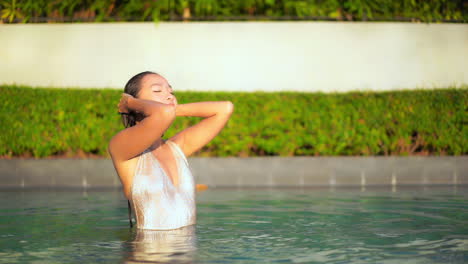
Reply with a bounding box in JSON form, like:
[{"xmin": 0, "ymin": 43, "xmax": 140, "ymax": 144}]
[{"xmin": 1, "ymin": 22, "xmax": 467, "ymax": 92}]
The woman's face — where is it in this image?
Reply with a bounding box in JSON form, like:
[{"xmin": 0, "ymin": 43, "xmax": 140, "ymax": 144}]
[{"xmin": 137, "ymin": 74, "xmax": 177, "ymax": 107}]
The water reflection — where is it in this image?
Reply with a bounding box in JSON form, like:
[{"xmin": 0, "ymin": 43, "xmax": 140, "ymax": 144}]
[{"xmin": 125, "ymin": 225, "xmax": 197, "ymax": 264}]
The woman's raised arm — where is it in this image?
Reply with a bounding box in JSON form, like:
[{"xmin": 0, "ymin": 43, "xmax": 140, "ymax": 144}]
[
  {"xmin": 170, "ymin": 101, "xmax": 234, "ymax": 157},
  {"xmin": 108, "ymin": 94, "xmax": 176, "ymax": 162}
]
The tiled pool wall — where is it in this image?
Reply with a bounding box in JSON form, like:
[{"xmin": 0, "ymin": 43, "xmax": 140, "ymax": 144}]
[{"xmin": 0, "ymin": 157, "xmax": 467, "ymax": 188}]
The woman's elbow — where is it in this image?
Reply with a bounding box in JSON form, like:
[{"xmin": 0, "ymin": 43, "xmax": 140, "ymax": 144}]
[{"xmin": 222, "ymin": 101, "xmax": 234, "ymax": 116}]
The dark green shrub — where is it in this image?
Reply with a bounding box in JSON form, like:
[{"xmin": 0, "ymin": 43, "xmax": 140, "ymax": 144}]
[
  {"xmin": 0, "ymin": 85, "xmax": 466, "ymax": 158},
  {"xmin": 1, "ymin": 0, "xmax": 466, "ymax": 23}
]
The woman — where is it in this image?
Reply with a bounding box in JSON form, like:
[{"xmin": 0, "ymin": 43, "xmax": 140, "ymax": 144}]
[{"xmin": 108, "ymin": 71, "xmax": 233, "ymax": 230}]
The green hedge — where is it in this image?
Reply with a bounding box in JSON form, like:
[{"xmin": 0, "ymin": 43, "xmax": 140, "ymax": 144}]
[
  {"xmin": 0, "ymin": 85, "xmax": 466, "ymax": 158},
  {"xmin": 1, "ymin": 0, "xmax": 466, "ymax": 23}
]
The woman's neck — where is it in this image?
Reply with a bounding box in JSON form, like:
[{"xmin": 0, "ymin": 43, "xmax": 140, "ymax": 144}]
[{"xmin": 134, "ymin": 121, "xmax": 166, "ymax": 151}]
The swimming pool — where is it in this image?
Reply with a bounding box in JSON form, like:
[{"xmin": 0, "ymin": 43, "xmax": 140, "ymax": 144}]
[{"xmin": 0, "ymin": 186, "xmax": 467, "ymax": 263}]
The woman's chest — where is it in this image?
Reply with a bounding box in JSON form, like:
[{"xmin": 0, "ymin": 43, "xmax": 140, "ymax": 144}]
[
  {"xmin": 135, "ymin": 152, "xmax": 194, "ymax": 191},
  {"xmin": 154, "ymin": 152, "xmax": 180, "ymax": 186}
]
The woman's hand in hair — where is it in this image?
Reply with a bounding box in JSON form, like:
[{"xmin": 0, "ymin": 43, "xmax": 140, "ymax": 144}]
[{"xmin": 118, "ymin": 93, "xmax": 134, "ymax": 114}]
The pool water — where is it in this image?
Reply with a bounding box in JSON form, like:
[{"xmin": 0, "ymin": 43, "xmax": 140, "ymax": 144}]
[{"xmin": 0, "ymin": 186, "xmax": 467, "ymax": 263}]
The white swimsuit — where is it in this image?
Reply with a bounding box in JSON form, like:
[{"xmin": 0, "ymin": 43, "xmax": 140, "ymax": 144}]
[{"xmin": 130, "ymin": 140, "xmax": 196, "ymax": 230}]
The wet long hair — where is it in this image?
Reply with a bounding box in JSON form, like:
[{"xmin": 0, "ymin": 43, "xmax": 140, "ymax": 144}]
[
  {"xmin": 121, "ymin": 71, "xmax": 159, "ymax": 128},
  {"xmin": 122, "ymin": 71, "xmax": 159, "ymax": 228}
]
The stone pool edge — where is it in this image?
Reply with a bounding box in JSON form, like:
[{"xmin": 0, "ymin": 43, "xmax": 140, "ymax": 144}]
[{"xmin": 0, "ymin": 156, "xmax": 467, "ymax": 188}]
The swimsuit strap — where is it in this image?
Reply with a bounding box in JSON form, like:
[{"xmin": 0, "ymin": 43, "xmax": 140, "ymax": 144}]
[{"xmin": 166, "ymin": 140, "xmax": 188, "ymax": 164}]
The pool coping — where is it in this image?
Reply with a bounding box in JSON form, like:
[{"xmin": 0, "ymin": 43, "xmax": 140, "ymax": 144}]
[{"xmin": 0, "ymin": 156, "xmax": 466, "ymax": 188}]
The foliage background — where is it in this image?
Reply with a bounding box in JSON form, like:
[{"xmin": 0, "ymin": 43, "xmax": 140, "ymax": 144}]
[
  {"xmin": 0, "ymin": 85, "xmax": 466, "ymax": 158},
  {"xmin": 1, "ymin": 0, "xmax": 467, "ymax": 23}
]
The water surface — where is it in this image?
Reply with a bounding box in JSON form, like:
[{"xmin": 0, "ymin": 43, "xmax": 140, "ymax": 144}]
[{"xmin": 0, "ymin": 186, "xmax": 467, "ymax": 263}]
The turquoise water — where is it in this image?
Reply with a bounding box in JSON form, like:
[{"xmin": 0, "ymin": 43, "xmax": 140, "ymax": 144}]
[{"xmin": 0, "ymin": 186, "xmax": 467, "ymax": 263}]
